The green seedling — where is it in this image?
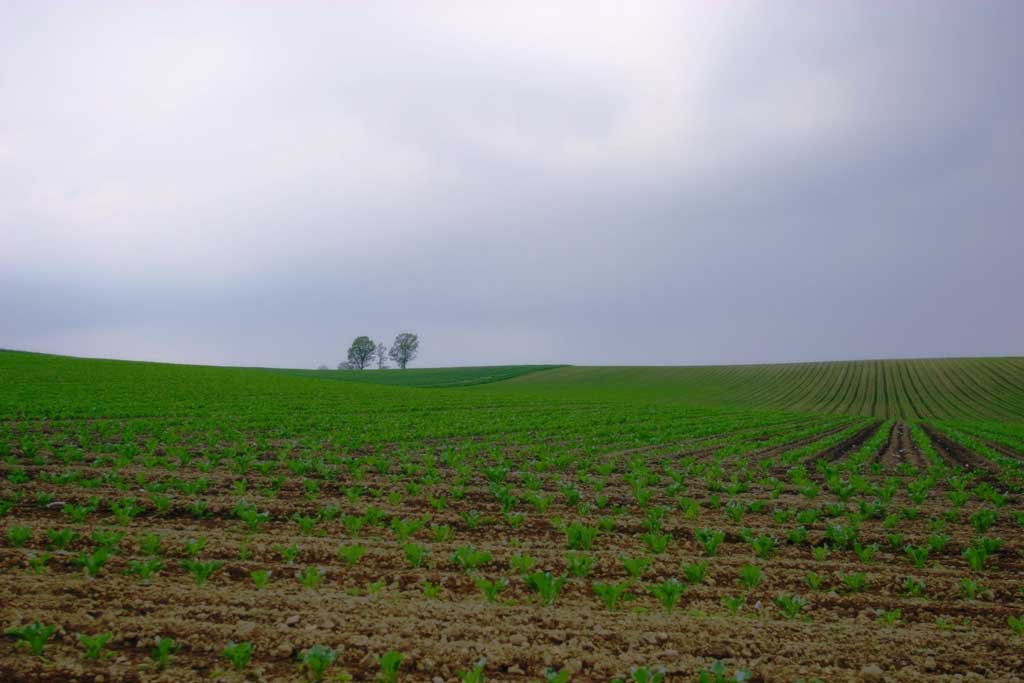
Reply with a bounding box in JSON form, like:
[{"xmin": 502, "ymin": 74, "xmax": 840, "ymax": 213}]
[
  {"xmin": 338, "ymin": 544, "xmax": 366, "ymax": 566},
  {"xmin": 6, "ymin": 622, "xmax": 56, "ymax": 656},
  {"xmin": 274, "ymin": 543, "xmax": 301, "ymax": 564},
  {"xmin": 378, "ymin": 650, "xmax": 403, "ymax": 683},
  {"xmin": 565, "ymin": 523, "xmax": 599, "ymax": 550},
  {"xmin": 697, "ymin": 659, "xmax": 752, "ymax": 683},
  {"xmin": 474, "ymin": 577, "xmax": 509, "ymax": 603},
  {"xmin": 648, "ymin": 578, "xmax": 686, "ymax": 612},
  {"xmin": 738, "ymin": 563, "xmax": 762, "ymax": 590},
  {"xmin": 300, "ymin": 644, "xmax": 335, "ymax": 682},
  {"xmin": 525, "ymin": 572, "xmax": 566, "ymax": 606},
  {"xmin": 182, "ymin": 537, "xmax": 207, "ymax": 558},
  {"xmin": 250, "ymin": 569, "xmax": 272, "ymax": 588},
  {"xmin": 695, "ymin": 528, "xmax": 725, "ymax": 556},
  {"xmin": 181, "ymin": 559, "xmax": 222, "ymax": 585},
  {"xmin": 841, "ymin": 572, "xmax": 868, "ymax": 593},
  {"xmin": 459, "ymin": 657, "xmax": 486, "ymax": 683},
  {"xmin": 7, "ymin": 525, "xmax": 31, "ymax": 547},
  {"xmin": 221, "ymin": 640, "xmax": 252, "ymax": 672},
  {"xmin": 298, "ymin": 566, "xmax": 325, "ymax": 589},
  {"xmin": 510, "ymin": 553, "xmax": 537, "ymax": 575},
  {"xmin": 125, "ymin": 558, "xmax": 163, "ymax": 582},
  {"xmin": 775, "ymin": 593, "xmax": 807, "ymax": 619},
  {"xmin": 682, "ymin": 560, "xmax": 709, "ymax": 584},
  {"xmin": 46, "ymin": 528, "xmax": 78, "ymax": 550},
  {"xmin": 76, "ymin": 548, "xmax": 110, "ymax": 577},
  {"xmin": 620, "ymin": 555, "xmax": 651, "ymax": 579},
  {"xmin": 722, "ymin": 594, "xmax": 746, "ymax": 615},
  {"xmin": 403, "ymin": 543, "xmax": 429, "ymax": 568},
  {"xmin": 151, "ymin": 636, "xmax": 179, "ymax": 670},
  {"xmin": 642, "ymin": 532, "xmax": 670, "ymax": 554},
  {"xmin": 452, "ymin": 545, "xmax": 491, "ymax": 572},
  {"xmin": 77, "ymin": 632, "xmax": 113, "ymax": 660},
  {"xmin": 593, "ymin": 581, "xmax": 633, "ymax": 610},
  {"xmin": 566, "ymin": 552, "xmax": 595, "ymax": 578}
]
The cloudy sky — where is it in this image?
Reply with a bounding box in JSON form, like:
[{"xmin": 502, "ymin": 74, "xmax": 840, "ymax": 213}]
[{"xmin": 2, "ymin": 1, "xmax": 1022, "ymax": 368}]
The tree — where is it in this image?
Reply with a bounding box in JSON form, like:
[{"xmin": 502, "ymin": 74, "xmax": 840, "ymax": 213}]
[
  {"xmin": 375, "ymin": 342, "xmax": 388, "ymax": 369},
  {"xmin": 346, "ymin": 336, "xmax": 376, "ymax": 370},
  {"xmin": 388, "ymin": 333, "xmax": 419, "ymax": 369},
  {"xmin": 316, "ymin": 364, "xmax": 329, "ymax": 371}
]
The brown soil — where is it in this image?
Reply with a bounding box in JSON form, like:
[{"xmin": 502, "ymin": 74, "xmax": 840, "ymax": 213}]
[{"xmin": 2, "ymin": 430, "xmax": 1023, "ymax": 683}]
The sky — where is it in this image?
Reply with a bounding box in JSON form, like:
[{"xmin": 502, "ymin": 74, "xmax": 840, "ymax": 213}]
[{"xmin": 2, "ymin": 1, "xmax": 1022, "ymax": 368}]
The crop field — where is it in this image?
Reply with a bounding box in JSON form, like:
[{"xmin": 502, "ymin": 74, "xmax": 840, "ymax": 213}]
[
  {"xmin": 498, "ymin": 359, "xmax": 1024, "ymax": 421},
  {"xmin": 1, "ymin": 350, "xmax": 1023, "ymax": 682},
  {"xmin": 275, "ymin": 365, "xmax": 565, "ymax": 388}
]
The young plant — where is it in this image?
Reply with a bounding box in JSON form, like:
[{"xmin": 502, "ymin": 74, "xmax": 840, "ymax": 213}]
[
  {"xmin": 959, "ymin": 577, "xmax": 984, "ymax": 600},
  {"xmin": 566, "ymin": 552, "xmax": 595, "ymax": 578},
  {"xmin": 5, "ymin": 622, "xmax": 56, "ymax": 656},
  {"xmin": 962, "ymin": 546, "xmax": 989, "ymax": 571},
  {"xmin": 904, "ymin": 545, "xmax": 930, "ymax": 569},
  {"xmin": 378, "ymin": 650, "xmax": 403, "ymax": 683},
  {"xmin": 648, "ymin": 578, "xmax": 686, "ymax": 612},
  {"xmin": 697, "ymin": 660, "xmax": 752, "ymax": 683},
  {"xmin": 695, "ymin": 528, "xmax": 725, "ymax": 556},
  {"xmin": 877, "ymin": 608, "xmax": 902, "ymax": 625},
  {"xmin": 641, "ymin": 532, "xmax": 670, "ymax": 554},
  {"xmin": 181, "ymin": 559, "xmax": 223, "ymax": 585},
  {"xmin": 27, "ymin": 552, "xmax": 52, "ymax": 574},
  {"xmin": 452, "ymin": 545, "xmax": 491, "ymax": 572},
  {"xmin": 621, "ymin": 665, "xmax": 665, "ymax": 683},
  {"xmin": 509, "ymin": 553, "xmax": 537, "ymax": 575},
  {"xmin": 620, "ymin": 555, "xmax": 651, "ymax": 580},
  {"xmin": 275, "ymin": 543, "xmax": 302, "ymax": 564},
  {"xmin": 338, "ymin": 544, "xmax": 367, "ymax": 566},
  {"xmin": 76, "ymin": 548, "xmax": 111, "ymax": 577},
  {"xmin": 750, "ymin": 535, "xmax": 777, "ymax": 560},
  {"xmin": 565, "ymin": 523, "xmax": 599, "ymax": 551},
  {"xmin": 7, "ymin": 525, "xmax": 31, "ymax": 547},
  {"xmin": 902, "ymin": 577, "xmax": 926, "ymax": 598},
  {"xmin": 151, "ymin": 636, "xmax": 179, "ymax": 670},
  {"xmin": 525, "ymin": 572, "xmax": 566, "ymax": 606},
  {"xmin": 738, "ymin": 563, "xmax": 763, "ymax": 591},
  {"xmin": 45, "ymin": 528, "xmax": 78, "ymax": 550},
  {"xmin": 474, "ymin": 577, "xmax": 509, "ymax": 603},
  {"xmin": 459, "ymin": 658, "xmax": 487, "ymax": 683},
  {"xmin": 403, "ymin": 543, "xmax": 429, "ymax": 568},
  {"xmin": 221, "ymin": 641, "xmax": 253, "ymax": 672},
  {"xmin": 775, "ymin": 593, "xmax": 807, "ymax": 619},
  {"xmin": 300, "ymin": 644, "xmax": 335, "ymax": 682},
  {"xmin": 682, "ymin": 560, "xmax": 709, "ymax": 585},
  {"xmin": 593, "ymin": 581, "xmax": 633, "ymax": 610},
  {"xmin": 298, "ymin": 566, "xmax": 325, "ymax": 589},
  {"xmin": 804, "ymin": 572, "xmax": 825, "ymax": 591},
  {"xmin": 77, "ymin": 632, "xmax": 113, "ymax": 660},
  {"xmin": 840, "ymin": 572, "xmax": 868, "ymax": 593},
  {"xmin": 125, "ymin": 558, "xmax": 163, "ymax": 583},
  {"xmin": 721, "ymin": 594, "xmax": 746, "ymax": 615},
  {"xmin": 138, "ymin": 533, "xmax": 163, "ymax": 556},
  {"xmin": 250, "ymin": 569, "xmax": 272, "ymax": 589},
  {"xmin": 182, "ymin": 536, "xmax": 207, "ymax": 559}
]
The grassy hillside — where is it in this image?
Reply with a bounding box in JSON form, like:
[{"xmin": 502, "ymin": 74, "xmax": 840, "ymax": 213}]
[
  {"xmin": 274, "ymin": 365, "xmax": 563, "ymax": 388},
  {"xmin": 488, "ymin": 358, "xmax": 1024, "ymax": 421}
]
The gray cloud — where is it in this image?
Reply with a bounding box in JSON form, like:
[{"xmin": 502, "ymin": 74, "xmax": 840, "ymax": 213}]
[{"xmin": 2, "ymin": 1, "xmax": 1022, "ymax": 367}]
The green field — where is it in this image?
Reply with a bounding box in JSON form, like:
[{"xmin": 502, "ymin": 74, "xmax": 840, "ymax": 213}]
[
  {"xmin": 274, "ymin": 364, "xmax": 564, "ymax": 388},
  {"xmin": 488, "ymin": 359, "xmax": 1024, "ymax": 421},
  {"xmin": 1, "ymin": 350, "xmax": 1023, "ymax": 681}
]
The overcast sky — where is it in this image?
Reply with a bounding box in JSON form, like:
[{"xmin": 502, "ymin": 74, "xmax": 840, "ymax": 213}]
[{"xmin": 2, "ymin": 1, "xmax": 1022, "ymax": 368}]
